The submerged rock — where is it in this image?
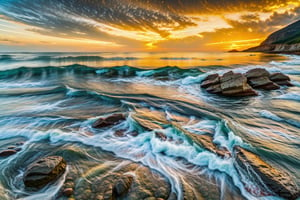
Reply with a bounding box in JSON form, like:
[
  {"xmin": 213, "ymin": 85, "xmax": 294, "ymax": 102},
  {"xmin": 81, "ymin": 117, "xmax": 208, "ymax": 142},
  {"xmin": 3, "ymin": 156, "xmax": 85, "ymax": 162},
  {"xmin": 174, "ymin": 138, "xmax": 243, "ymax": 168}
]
[
  {"xmin": 0, "ymin": 149, "xmax": 17, "ymax": 157},
  {"xmin": 234, "ymin": 147, "xmax": 299, "ymax": 200},
  {"xmin": 92, "ymin": 113, "xmax": 126, "ymax": 129},
  {"xmin": 23, "ymin": 156, "xmax": 67, "ymax": 189}
]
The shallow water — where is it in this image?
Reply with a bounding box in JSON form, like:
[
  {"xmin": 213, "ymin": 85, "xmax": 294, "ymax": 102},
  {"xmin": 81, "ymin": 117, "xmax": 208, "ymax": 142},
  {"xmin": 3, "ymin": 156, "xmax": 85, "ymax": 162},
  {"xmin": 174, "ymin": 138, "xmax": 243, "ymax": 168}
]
[{"xmin": 0, "ymin": 52, "xmax": 299, "ymax": 200}]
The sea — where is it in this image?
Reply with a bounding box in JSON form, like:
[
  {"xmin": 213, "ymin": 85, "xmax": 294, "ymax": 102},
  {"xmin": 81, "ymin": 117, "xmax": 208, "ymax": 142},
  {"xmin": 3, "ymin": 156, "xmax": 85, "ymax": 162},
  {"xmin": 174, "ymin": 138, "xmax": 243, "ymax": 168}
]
[{"xmin": 0, "ymin": 52, "xmax": 299, "ymax": 200}]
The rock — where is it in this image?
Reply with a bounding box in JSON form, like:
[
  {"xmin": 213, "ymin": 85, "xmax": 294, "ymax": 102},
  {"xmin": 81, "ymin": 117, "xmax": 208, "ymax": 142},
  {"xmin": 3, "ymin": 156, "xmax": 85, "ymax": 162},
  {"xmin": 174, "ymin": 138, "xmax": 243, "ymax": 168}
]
[
  {"xmin": 248, "ymin": 76, "xmax": 280, "ymax": 90},
  {"xmin": 114, "ymin": 130, "xmax": 126, "ymax": 137},
  {"xmin": 206, "ymin": 84, "xmax": 222, "ymax": 94},
  {"xmin": 112, "ymin": 175, "xmax": 134, "ymax": 199},
  {"xmin": 201, "ymin": 74, "xmax": 220, "ymax": 88},
  {"xmin": 220, "ymin": 72, "xmax": 257, "ymax": 96},
  {"xmin": 188, "ymin": 134, "xmax": 230, "ymax": 158},
  {"xmin": 24, "ymin": 156, "xmax": 67, "ymax": 189},
  {"xmin": 63, "ymin": 188, "xmax": 74, "ymax": 197},
  {"xmin": 245, "ymin": 68, "xmax": 270, "ymax": 79},
  {"xmin": 16, "ymin": 142, "xmax": 25, "ymax": 146},
  {"xmin": 270, "ymin": 72, "xmax": 291, "ymax": 81},
  {"xmin": 274, "ymin": 80, "xmax": 294, "ymax": 86},
  {"xmin": 234, "ymin": 147, "xmax": 299, "ymax": 200},
  {"xmin": 270, "ymin": 72, "xmax": 293, "ymax": 86},
  {"xmin": 0, "ymin": 149, "xmax": 17, "ymax": 157},
  {"xmin": 92, "ymin": 113, "xmax": 126, "ymax": 129},
  {"xmin": 155, "ymin": 132, "xmax": 167, "ymax": 141}
]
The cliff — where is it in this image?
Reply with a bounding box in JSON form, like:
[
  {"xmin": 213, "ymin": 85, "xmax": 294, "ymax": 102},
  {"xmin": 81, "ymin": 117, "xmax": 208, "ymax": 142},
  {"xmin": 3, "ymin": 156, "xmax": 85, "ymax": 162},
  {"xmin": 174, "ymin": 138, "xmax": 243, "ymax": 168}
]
[{"xmin": 245, "ymin": 20, "xmax": 300, "ymax": 54}]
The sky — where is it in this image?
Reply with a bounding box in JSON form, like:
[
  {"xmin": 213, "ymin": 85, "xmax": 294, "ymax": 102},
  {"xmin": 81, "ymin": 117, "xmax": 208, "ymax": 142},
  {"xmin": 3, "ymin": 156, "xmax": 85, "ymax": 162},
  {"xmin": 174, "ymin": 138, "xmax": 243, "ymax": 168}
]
[{"xmin": 0, "ymin": 0, "xmax": 299, "ymax": 52}]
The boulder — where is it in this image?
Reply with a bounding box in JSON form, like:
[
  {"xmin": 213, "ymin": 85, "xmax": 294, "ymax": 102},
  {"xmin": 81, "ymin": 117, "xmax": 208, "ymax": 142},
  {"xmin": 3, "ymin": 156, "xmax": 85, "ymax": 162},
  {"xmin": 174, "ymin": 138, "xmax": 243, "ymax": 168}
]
[
  {"xmin": 248, "ymin": 76, "xmax": 280, "ymax": 90},
  {"xmin": 112, "ymin": 175, "xmax": 134, "ymax": 199},
  {"xmin": 92, "ymin": 113, "xmax": 126, "ymax": 129},
  {"xmin": 23, "ymin": 156, "xmax": 67, "ymax": 189},
  {"xmin": 270, "ymin": 72, "xmax": 293, "ymax": 86},
  {"xmin": 206, "ymin": 84, "xmax": 222, "ymax": 94},
  {"xmin": 245, "ymin": 68, "xmax": 270, "ymax": 79},
  {"xmin": 234, "ymin": 147, "xmax": 299, "ymax": 200},
  {"xmin": 270, "ymin": 72, "xmax": 291, "ymax": 81},
  {"xmin": 0, "ymin": 149, "xmax": 17, "ymax": 157},
  {"xmin": 220, "ymin": 72, "xmax": 257, "ymax": 96},
  {"xmin": 201, "ymin": 74, "xmax": 220, "ymax": 88}
]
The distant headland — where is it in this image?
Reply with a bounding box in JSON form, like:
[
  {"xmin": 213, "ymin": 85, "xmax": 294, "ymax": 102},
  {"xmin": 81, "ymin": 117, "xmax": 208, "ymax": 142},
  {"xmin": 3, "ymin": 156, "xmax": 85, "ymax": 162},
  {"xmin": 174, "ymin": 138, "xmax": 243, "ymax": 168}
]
[{"xmin": 243, "ymin": 20, "xmax": 300, "ymax": 55}]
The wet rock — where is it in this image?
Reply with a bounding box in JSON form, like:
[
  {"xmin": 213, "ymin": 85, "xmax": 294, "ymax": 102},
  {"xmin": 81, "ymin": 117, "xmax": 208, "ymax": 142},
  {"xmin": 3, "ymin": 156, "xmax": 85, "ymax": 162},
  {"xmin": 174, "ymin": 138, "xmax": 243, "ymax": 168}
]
[
  {"xmin": 270, "ymin": 72, "xmax": 290, "ymax": 81},
  {"xmin": 24, "ymin": 156, "xmax": 67, "ymax": 189},
  {"xmin": 63, "ymin": 188, "xmax": 74, "ymax": 197},
  {"xmin": 200, "ymin": 74, "xmax": 220, "ymax": 88},
  {"xmin": 7, "ymin": 146, "xmax": 16, "ymax": 149},
  {"xmin": 234, "ymin": 146, "xmax": 299, "ymax": 200},
  {"xmin": 201, "ymin": 69, "xmax": 293, "ymax": 97},
  {"xmin": 248, "ymin": 76, "xmax": 280, "ymax": 90},
  {"xmin": 112, "ymin": 175, "xmax": 133, "ymax": 199},
  {"xmin": 245, "ymin": 68, "xmax": 270, "ymax": 79},
  {"xmin": 220, "ymin": 72, "xmax": 257, "ymax": 96},
  {"xmin": 206, "ymin": 84, "xmax": 222, "ymax": 94},
  {"xmin": 155, "ymin": 132, "xmax": 167, "ymax": 141},
  {"xmin": 175, "ymin": 124, "xmax": 231, "ymax": 158},
  {"xmin": 0, "ymin": 149, "xmax": 17, "ymax": 157},
  {"xmin": 270, "ymin": 72, "xmax": 293, "ymax": 86},
  {"xmin": 114, "ymin": 129, "xmax": 126, "ymax": 137},
  {"xmin": 92, "ymin": 113, "xmax": 126, "ymax": 129}
]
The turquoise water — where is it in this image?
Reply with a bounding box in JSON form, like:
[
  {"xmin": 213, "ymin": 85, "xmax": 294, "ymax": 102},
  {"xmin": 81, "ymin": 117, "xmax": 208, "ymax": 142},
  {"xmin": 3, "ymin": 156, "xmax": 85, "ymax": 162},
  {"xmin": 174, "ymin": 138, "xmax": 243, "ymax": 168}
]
[{"xmin": 0, "ymin": 52, "xmax": 299, "ymax": 200}]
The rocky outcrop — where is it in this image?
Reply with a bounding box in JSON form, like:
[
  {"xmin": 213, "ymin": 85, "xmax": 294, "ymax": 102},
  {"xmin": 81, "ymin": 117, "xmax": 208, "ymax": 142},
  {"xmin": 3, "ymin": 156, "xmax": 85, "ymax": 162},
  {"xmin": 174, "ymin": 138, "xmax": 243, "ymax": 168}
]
[
  {"xmin": 244, "ymin": 20, "xmax": 300, "ymax": 54},
  {"xmin": 92, "ymin": 113, "xmax": 126, "ymax": 129},
  {"xmin": 202, "ymin": 72, "xmax": 257, "ymax": 96},
  {"xmin": 201, "ymin": 69, "xmax": 292, "ymax": 97},
  {"xmin": 220, "ymin": 71, "xmax": 257, "ymax": 96},
  {"xmin": 23, "ymin": 156, "xmax": 67, "ymax": 189},
  {"xmin": 234, "ymin": 146, "xmax": 299, "ymax": 200}
]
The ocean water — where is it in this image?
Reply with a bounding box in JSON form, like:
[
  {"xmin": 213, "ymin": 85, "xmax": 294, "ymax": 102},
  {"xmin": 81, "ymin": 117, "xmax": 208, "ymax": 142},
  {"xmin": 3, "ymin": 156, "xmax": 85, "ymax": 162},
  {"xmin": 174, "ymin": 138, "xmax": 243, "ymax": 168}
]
[{"xmin": 0, "ymin": 52, "xmax": 299, "ymax": 200}]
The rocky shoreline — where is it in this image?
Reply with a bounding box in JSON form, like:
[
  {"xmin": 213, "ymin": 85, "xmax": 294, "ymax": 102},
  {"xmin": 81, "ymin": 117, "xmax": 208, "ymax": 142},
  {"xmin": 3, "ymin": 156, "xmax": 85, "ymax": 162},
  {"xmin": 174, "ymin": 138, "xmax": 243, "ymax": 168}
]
[{"xmin": 0, "ymin": 70, "xmax": 299, "ymax": 199}]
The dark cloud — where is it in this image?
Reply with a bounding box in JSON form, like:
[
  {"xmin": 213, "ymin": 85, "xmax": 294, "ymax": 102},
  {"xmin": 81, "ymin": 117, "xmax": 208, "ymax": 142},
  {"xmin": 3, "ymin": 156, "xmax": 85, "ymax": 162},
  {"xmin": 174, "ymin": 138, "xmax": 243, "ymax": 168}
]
[
  {"xmin": 0, "ymin": 0, "xmax": 196, "ymax": 40},
  {"xmin": 126, "ymin": 0, "xmax": 296, "ymax": 14}
]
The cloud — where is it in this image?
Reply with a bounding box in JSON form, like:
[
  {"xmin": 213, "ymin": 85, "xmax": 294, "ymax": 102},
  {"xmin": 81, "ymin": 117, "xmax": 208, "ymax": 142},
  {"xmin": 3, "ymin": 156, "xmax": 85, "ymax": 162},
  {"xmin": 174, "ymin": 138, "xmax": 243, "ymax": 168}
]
[
  {"xmin": 0, "ymin": 38, "xmax": 21, "ymax": 44},
  {"xmin": 0, "ymin": 0, "xmax": 299, "ymax": 51}
]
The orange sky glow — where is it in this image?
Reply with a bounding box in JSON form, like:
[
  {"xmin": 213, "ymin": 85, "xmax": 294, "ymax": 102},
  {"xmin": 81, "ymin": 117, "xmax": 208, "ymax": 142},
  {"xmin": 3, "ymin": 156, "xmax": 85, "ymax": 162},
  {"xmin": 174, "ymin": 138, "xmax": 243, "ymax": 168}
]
[{"xmin": 0, "ymin": 0, "xmax": 299, "ymax": 52}]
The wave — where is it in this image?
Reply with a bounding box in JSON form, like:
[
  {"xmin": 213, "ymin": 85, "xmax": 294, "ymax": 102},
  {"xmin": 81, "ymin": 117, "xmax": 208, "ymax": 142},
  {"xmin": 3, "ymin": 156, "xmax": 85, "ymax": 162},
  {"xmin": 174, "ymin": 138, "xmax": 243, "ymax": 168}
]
[
  {"xmin": 0, "ymin": 55, "xmax": 13, "ymax": 61},
  {"xmin": 0, "ymin": 64, "xmax": 204, "ymax": 80}
]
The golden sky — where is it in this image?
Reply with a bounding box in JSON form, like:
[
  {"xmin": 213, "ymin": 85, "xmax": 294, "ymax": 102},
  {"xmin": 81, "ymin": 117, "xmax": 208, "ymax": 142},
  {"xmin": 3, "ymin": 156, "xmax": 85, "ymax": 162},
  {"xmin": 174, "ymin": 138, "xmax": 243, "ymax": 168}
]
[{"xmin": 0, "ymin": 0, "xmax": 299, "ymax": 52}]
